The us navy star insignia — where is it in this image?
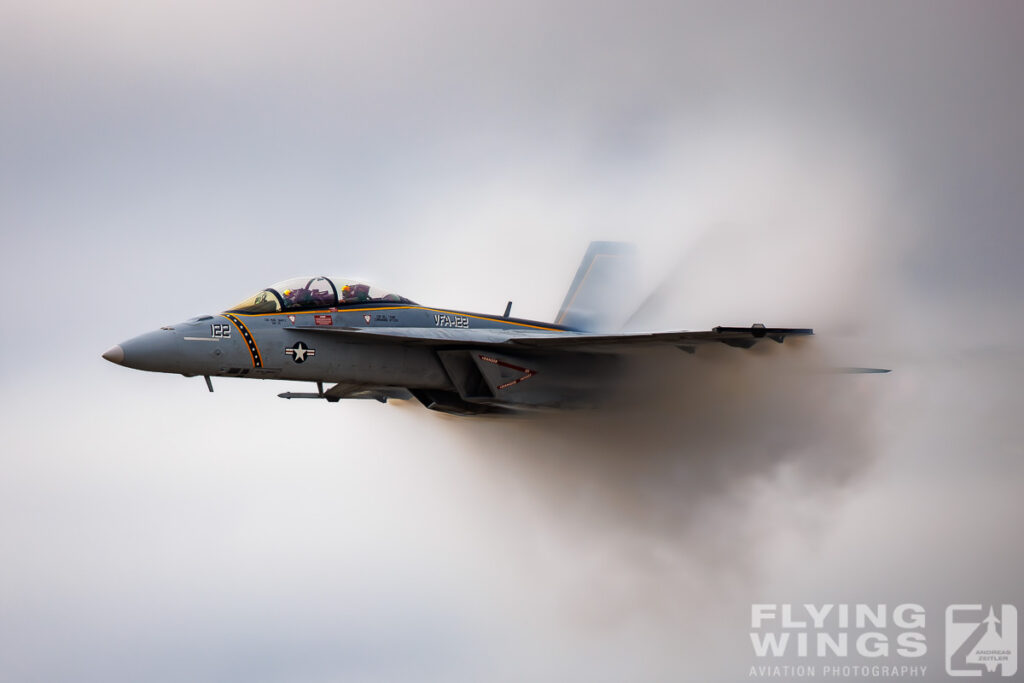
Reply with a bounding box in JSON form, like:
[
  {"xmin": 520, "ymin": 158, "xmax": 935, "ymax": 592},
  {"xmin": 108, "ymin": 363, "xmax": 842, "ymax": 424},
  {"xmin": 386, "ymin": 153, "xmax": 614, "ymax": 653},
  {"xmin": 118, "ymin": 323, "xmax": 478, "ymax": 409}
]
[{"xmin": 285, "ymin": 341, "xmax": 315, "ymax": 363}]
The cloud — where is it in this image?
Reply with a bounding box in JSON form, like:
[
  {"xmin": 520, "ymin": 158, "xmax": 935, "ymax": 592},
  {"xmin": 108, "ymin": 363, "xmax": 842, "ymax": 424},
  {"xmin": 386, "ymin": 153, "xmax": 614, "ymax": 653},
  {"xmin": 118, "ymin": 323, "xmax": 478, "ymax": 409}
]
[{"xmin": 1, "ymin": 1, "xmax": 1023, "ymax": 681}]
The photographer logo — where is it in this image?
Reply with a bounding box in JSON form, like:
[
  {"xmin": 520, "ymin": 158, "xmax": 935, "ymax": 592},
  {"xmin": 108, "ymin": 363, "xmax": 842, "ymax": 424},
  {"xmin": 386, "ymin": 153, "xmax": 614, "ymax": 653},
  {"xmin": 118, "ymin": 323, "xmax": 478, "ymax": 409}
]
[{"xmin": 946, "ymin": 604, "xmax": 1017, "ymax": 677}]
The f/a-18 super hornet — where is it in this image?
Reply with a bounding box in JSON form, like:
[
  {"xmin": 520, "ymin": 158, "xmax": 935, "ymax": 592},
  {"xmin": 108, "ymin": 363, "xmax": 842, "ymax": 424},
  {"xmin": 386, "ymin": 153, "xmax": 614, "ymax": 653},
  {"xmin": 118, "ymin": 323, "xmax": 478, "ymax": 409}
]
[{"xmin": 103, "ymin": 242, "xmax": 816, "ymax": 416}]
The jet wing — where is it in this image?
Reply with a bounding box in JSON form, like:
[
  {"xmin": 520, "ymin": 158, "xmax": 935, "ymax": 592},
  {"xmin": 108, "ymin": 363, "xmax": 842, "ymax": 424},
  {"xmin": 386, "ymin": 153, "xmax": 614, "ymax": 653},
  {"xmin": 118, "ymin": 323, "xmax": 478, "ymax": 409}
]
[
  {"xmin": 285, "ymin": 324, "xmax": 812, "ymax": 352},
  {"xmin": 510, "ymin": 325, "xmax": 813, "ymax": 351}
]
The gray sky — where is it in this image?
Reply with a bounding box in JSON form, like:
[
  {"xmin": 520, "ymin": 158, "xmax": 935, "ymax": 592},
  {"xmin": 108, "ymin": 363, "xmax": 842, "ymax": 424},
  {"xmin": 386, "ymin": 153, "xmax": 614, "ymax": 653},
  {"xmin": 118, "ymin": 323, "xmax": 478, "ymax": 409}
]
[{"xmin": 1, "ymin": 2, "xmax": 1022, "ymax": 681}]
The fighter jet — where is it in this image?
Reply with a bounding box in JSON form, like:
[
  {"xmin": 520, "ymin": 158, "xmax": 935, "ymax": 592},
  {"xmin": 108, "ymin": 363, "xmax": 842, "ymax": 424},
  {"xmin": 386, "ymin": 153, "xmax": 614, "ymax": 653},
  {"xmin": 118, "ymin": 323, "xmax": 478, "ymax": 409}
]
[{"xmin": 102, "ymin": 242, "xmax": 814, "ymax": 416}]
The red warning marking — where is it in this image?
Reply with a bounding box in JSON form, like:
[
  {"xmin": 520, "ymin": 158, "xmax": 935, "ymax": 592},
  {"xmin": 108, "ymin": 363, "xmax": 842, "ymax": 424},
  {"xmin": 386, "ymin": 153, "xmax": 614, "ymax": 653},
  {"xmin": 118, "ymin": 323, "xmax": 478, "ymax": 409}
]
[{"xmin": 478, "ymin": 355, "xmax": 537, "ymax": 390}]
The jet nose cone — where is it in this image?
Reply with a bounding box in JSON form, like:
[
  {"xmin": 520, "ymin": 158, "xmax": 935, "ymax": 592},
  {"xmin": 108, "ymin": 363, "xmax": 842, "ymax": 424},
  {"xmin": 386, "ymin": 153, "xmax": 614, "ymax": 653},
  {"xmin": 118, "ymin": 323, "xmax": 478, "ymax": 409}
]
[
  {"xmin": 112, "ymin": 329, "xmax": 184, "ymax": 373},
  {"xmin": 102, "ymin": 345, "xmax": 125, "ymax": 365}
]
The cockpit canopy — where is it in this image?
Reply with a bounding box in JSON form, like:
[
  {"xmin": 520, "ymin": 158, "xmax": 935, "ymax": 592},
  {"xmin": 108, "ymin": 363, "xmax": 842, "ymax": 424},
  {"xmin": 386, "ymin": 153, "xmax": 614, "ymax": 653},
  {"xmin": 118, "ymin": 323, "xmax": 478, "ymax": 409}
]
[{"xmin": 227, "ymin": 276, "xmax": 415, "ymax": 314}]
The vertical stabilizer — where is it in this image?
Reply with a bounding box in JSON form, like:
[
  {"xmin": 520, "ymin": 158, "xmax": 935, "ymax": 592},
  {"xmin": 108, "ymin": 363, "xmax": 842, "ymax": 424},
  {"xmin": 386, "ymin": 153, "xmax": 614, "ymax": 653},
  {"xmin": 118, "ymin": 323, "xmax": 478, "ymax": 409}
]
[{"xmin": 555, "ymin": 241, "xmax": 637, "ymax": 331}]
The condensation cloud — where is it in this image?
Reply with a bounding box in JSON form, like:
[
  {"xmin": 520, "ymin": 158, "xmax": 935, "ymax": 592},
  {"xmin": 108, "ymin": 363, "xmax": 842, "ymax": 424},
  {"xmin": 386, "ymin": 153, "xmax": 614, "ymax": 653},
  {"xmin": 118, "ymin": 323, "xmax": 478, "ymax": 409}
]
[{"xmin": 1, "ymin": 2, "xmax": 1022, "ymax": 681}]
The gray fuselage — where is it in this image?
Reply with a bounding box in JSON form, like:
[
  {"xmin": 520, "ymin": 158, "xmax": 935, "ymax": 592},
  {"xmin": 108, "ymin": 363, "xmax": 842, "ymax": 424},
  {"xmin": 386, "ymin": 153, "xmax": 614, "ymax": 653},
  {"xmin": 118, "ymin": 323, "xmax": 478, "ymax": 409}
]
[{"xmin": 109, "ymin": 303, "xmax": 575, "ymax": 394}]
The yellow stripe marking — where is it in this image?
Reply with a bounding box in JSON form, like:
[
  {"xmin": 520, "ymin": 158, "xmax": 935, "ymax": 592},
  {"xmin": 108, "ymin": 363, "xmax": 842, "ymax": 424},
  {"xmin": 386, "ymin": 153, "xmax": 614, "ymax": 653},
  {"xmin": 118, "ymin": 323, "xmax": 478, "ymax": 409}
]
[
  {"xmin": 223, "ymin": 313, "xmax": 263, "ymax": 367},
  {"xmin": 230, "ymin": 306, "xmax": 564, "ymax": 332}
]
